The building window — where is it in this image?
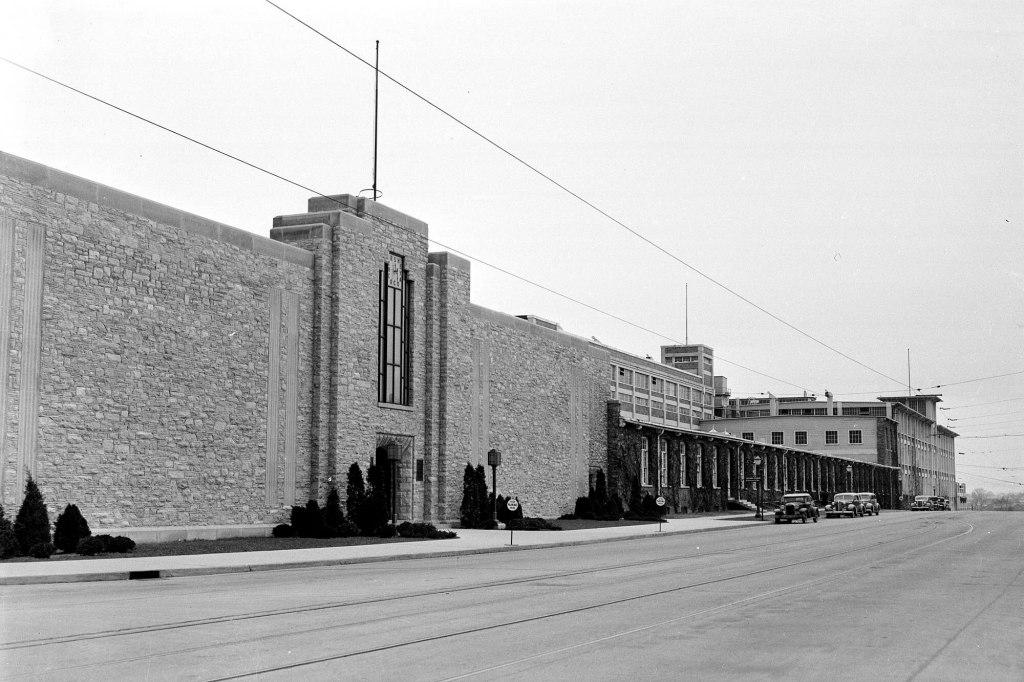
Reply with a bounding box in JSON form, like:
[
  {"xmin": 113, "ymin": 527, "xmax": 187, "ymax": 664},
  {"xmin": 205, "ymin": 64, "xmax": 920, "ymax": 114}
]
[
  {"xmin": 416, "ymin": 458, "xmax": 424, "ymax": 482},
  {"xmin": 849, "ymin": 430, "xmax": 862, "ymax": 444},
  {"xmin": 825, "ymin": 430, "xmax": 838, "ymax": 445},
  {"xmin": 712, "ymin": 450, "xmax": 719, "ymax": 488},
  {"xmin": 795, "ymin": 431, "xmax": 807, "ymax": 445},
  {"xmin": 742, "ymin": 432, "xmax": 754, "ymax": 441},
  {"xmin": 680, "ymin": 444, "xmax": 687, "ymax": 487},
  {"xmin": 618, "ymin": 367, "xmax": 633, "ymax": 385},
  {"xmin": 666, "ymin": 382, "xmax": 677, "ymax": 398},
  {"xmin": 641, "ymin": 437, "xmax": 650, "ymax": 486},
  {"xmin": 773, "ymin": 456, "xmax": 779, "ymax": 491},
  {"xmin": 379, "ymin": 253, "xmax": 411, "ymax": 405},
  {"xmin": 771, "ymin": 432, "xmax": 784, "ymax": 445},
  {"xmin": 635, "ymin": 373, "xmax": 650, "ymax": 390},
  {"xmin": 659, "ymin": 438, "xmax": 668, "ymax": 488},
  {"xmin": 695, "ymin": 449, "xmax": 703, "ymax": 488}
]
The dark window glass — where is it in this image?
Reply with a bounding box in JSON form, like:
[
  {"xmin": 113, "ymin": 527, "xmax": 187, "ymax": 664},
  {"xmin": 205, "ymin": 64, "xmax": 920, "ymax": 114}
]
[{"xmin": 378, "ymin": 253, "xmax": 411, "ymax": 405}]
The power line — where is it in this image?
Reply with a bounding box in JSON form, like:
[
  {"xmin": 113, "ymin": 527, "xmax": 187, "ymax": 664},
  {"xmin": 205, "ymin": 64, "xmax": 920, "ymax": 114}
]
[
  {"xmin": 949, "ymin": 419, "xmax": 1024, "ymax": 430},
  {"xmin": 947, "ymin": 410, "xmax": 1024, "ymax": 421},
  {"xmin": 960, "ymin": 434, "xmax": 1024, "ymax": 439},
  {"xmin": 0, "ymin": 55, "xmax": 818, "ymax": 395},
  {"xmin": 917, "ymin": 369, "xmax": 1024, "ymax": 390},
  {"xmin": 941, "ymin": 396, "xmax": 1024, "ymax": 411},
  {"xmin": 261, "ymin": 0, "xmax": 910, "ymax": 392}
]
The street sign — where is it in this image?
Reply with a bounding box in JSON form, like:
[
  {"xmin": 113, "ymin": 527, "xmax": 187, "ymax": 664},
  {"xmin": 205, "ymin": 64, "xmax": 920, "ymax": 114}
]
[
  {"xmin": 655, "ymin": 496, "xmax": 666, "ymax": 507},
  {"xmin": 506, "ymin": 498, "xmax": 519, "ymax": 512}
]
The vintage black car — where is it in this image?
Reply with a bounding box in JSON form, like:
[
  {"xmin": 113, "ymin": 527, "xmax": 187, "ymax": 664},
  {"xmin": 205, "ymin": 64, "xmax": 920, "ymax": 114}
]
[
  {"xmin": 774, "ymin": 493, "xmax": 819, "ymax": 524},
  {"xmin": 859, "ymin": 492, "xmax": 880, "ymax": 516},
  {"xmin": 910, "ymin": 495, "xmax": 933, "ymax": 511},
  {"xmin": 825, "ymin": 493, "xmax": 865, "ymax": 518}
]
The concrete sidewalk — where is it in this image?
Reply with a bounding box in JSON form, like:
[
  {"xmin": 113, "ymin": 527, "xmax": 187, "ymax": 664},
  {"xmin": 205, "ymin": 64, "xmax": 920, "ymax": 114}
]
[{"xmin": 0, "ymin": 514, "xmax": 765, "ymax": 585}]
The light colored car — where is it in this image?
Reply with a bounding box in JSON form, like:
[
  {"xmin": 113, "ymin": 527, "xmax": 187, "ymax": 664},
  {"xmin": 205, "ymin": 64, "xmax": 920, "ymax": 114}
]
[
  {"xmin": 858, "ymin": 492, "xmax": 880, "ymax": 516},
  {"xmin": 910, "ymin": 495, "xmax": 933, "ymax": 511},
  {"xmin": 825, "ymin": 492, "xmax": 865, "ymax": 518},
  {"xmin": 774, "ymin": 493, "xmax": 820, "ymax": 524}
]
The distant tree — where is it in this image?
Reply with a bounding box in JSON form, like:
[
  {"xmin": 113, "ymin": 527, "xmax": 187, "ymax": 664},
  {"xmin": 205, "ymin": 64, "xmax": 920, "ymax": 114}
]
[
  {"xmin": 346, "ymin": 462, "xmax": 366, "ymax": 518},
  {"xmin": 53, "ymin": 504, "xmax": 91, "ymax": 553},
  {"xmin": 969, "ymin": 488, "xmax": 992, "ymax": 511},
  {"xmin": 14, "ymin": 476, "xmax": 51, "ymax": 554}
]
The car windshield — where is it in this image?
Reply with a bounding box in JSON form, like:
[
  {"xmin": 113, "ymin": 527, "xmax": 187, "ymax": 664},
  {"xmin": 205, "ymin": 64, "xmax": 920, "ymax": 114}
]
[
  {"xmin": 835, "ymin": 494, "xmax": 854, "ymax": 502},
  {"xmin": 915, "ymin": 496, "xmax": 930, "ymax": 502},
  {"xmin": 782, "ymin": 496, "xmax": 806, "ymax": 503}
]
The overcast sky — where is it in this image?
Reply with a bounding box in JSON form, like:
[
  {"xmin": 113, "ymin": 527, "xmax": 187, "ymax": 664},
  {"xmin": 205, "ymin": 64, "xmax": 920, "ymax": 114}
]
[{"xmin": 2, "ymin": 1, "xmax": 1022, "ymax": 493}]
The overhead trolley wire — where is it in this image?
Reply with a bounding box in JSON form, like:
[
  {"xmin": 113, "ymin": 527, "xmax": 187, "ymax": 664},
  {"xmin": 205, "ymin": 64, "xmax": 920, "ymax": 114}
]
[
  {"xmin": 261, "ymin": 0, "xmax": 909, "ymax": 391},
  {"xmin": 0, "ymin": 55, "xmax": 816, "ymax": 395}
]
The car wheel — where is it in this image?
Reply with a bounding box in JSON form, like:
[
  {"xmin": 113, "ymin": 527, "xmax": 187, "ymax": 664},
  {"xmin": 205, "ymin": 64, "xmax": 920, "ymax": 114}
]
[
  {"xmin": 801, "ymin": 514, "xmax": 807, "ymax": 524},
  {"xmin": 812, "ymin": 515, "xmax": 818, "ymax": 523},
  {"xmin": 774, "ymin": 518, "xmax": 780, "ymax": 524}
]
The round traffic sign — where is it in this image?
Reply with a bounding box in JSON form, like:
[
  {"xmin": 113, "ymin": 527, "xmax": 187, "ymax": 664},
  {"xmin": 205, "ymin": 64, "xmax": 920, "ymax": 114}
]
[
  {"xmin": 506, "ymin": 498, "xmax": 519, "ymax": 512},
  {"xmin": 655, "ymin": 496, "xmax": 666, "ymax": 507}
]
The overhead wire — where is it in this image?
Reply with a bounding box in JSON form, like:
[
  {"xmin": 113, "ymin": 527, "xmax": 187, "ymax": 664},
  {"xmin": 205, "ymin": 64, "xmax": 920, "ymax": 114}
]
[
  {"xmin": 261, "ymin": 0, "xmax": 910, "ymax": 391},
  {"xmin": 0, "ymin": 55, "xmax": 818, "ymax": 394}
]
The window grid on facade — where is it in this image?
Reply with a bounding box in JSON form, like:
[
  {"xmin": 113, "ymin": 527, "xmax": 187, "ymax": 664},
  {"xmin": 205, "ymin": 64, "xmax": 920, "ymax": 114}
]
[
  {"xmin": 641, "ymin": 437, "xmax": 650, "ymax": 486},
  {"xmin": 771, "ymin": 431, "xmax": 783, "ymax": 445},
  {"xmin": 826, "ymin": 430, "xmax": 838, "ymax": 445},
  {"xmin": 680, "ymin": 444, "xmax": 687, "ymax": 487},
  {"xmin": 795, "ymin": 431, "xmax": 807, "ymax": 445},
  {"xmin": 712, "ymin": 450, "xmax": 719, "ymax": 488},
  {"xmin": 379, "ymin": 253, "xmax": 411, "ymax": 405},
  {"xmin": 849, "ymin": 430, "xmax": 862, "ymax": 444},
  {"xmin": 696, "ymin": 449, "xmax": 703, "ymax": 488}
]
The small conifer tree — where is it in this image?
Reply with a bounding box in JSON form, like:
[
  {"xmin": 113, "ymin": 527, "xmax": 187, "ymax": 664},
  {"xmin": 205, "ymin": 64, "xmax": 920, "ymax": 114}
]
[
  {"xmin": 323, "ymin": 487, "xmax": 345, "ymax": 537},
  {"xmin": 14, "ymin": 476, "xmax": 51, "ymax": 554},
  {"xmin": 346, "ymin": 462, "xmax": 366, "ymax": 518},
  {"xmin": 459, "ymin": 463, "xmax": 479, "ymax": 528},
  {"xmin": 53, "ymin": 503, "xmax": 92, "ymax": 553},
  {"xmin": 0, "ymin": 504, "xmax": 19, "ymax": 559}
]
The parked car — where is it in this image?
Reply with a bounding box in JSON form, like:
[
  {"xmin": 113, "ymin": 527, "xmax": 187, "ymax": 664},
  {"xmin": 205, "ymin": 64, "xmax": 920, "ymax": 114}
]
[
  {"xmin": 928, "ymin": 496, "xmax": 944, "ymax": 510},
  {"xmin": 825, "ymin": 493, "xmax": 865, "ymax": 518},
  {"xmin": 910, "ymin": 495, "xmax": 933, "ymax": 511},
  {"xmin": 859, "ymin": 492, "xmax": 880, "ymax": 516},
  {"xmin": 774, "ymin": 493, "xmax": 819, "ymax": 524},
  {"xmin": 933, "ymin": 497, "xmax": 950, "ymax": 511}
]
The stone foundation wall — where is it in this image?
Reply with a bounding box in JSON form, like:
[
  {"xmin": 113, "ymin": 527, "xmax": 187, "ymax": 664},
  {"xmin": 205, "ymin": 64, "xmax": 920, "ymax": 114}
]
[{"xmin": 0, "ymin": 152, "xmax": 315, "ymax": 529}]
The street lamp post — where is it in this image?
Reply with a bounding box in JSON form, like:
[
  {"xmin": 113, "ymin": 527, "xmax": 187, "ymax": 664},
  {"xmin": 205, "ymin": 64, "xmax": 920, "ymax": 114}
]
[
  {"xmin": 487, "ymin": 449, "xmax": 502, "ymax": 523},
  {"xmin": 753, "ymin": 454, "xmax": 763, "ymax": 520}
]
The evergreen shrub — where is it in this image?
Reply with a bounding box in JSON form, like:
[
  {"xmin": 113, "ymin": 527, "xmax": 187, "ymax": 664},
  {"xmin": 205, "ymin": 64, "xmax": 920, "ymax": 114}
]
[
  {"xmin": 395, "ymin": 522, "xmax": 457, "ymax": 539},
  {"xmin": 272, "ymin": 523, "xmax": 294, "ymax": 538},
  {"xmin": 345, "ymin": 463, "xmax": 366, "ymax": 518},
  {"xmin": 53, "ymin": 504, "xmax": 92, "ymax": 553},
  {"xmin": 573, "ymin": 496, "xmax": 594, "ymax": 519},
  {"xmin": 76, "ymin": 536, "xmax": 105, "ymax": 556},
  {"xmin": 107, "ymin": 536, "xmax": 136, "ymax": 553},
  {"xmin": 28, "ymin": 542, "xmax": 54, "ymax": 559},
  {"xmin": 14, "ymin": 476, "xmax": 51, "ymax": 554},
  {"xmin": 0, "ymin": 504, "xmax": 19, "ymax": 559},
  {"xmin": 508, "ymin": 517, "xmax": 561, "ymax": 531}
]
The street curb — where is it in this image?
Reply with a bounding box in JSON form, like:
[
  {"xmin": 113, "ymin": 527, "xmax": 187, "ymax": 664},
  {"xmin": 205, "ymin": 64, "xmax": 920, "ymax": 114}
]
[{"xmin": 0, "ymin": 520, "xmax": 767, "ymax": 585}]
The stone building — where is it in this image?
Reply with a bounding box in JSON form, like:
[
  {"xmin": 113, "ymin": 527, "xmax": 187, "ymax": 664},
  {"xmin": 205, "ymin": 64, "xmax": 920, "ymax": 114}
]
[{"xmin": 1, "ymin": 151, "xmax": 902, "ymax": 538}]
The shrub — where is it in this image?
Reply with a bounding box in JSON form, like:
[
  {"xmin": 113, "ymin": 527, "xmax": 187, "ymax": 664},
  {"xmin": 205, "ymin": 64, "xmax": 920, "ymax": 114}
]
[
  {"xmin": 0, "ymin": 504, "xmax": 19, "ymax": 559},
  {"xmin": 354, "ymin": 464, "xmax": 390, "ymax": 536},
  {"xmin": 28, "ymin": 542, "xmax": 54, "ymax": 559},
  {"xmin": 558, "ymin": 513, "xmax": 577, "ymax": 520},
  {"xmin": 323, "ymin": 488, "xmax": 346, "ymax": 537},
  {"xmin": 376, "ymin": 523, "xmax": 397, "ymax": 538},
  {"xmin": 289, "ymin": 505, "xmax": 308, "ymax": 536},
  {"xmin": 396, "ymin": 522, "xmax": 457, "ymax": 539},
  {"xmin": 272, "ymin": 523, "xmax": 294, "ymax": 538},
  {"xmin": 475, "ymin": 465, "xmax": 490, "ymax": 525},
  {"xmin": 345, "ymin": 462, "xmax": 366, "ymax": 518},
  {"xmin": 76, "ymin": 536, "xmax": 105, "ymax": 556},
  {"xmin": 508, "ymin": 517, "xmax": 561, "ymax": 531},
  {"xmin": 107, "ymin": 536, "xmax": 136, "ymax": 553},
  {"xmin": 603, "ymin": 493, "xmax": 624, "ymax": 521},
  {"xmin": 93, "ymin": 534, "xmax": 115, "ymax": 551},
  {"xmin": 574, "ymin": 496, "xmax": 594, "ymax": 519},
  {"xmin": 304, "ymin": 500, "xmax": 328, "ymax": 538},
  {"xmin": 53, "ymin": 504, "xmax": 92, "ymax": 553},
  {"xmin": 459, "ymin": 463, "xmax": 480, "ymax": 528},
  {"xmin": 14, "ymin": 476, "xmax": 51, "ymax": 554},
  {"xmin": 495, "ymin": 494, "xmax": 510, "ymax": 525}
]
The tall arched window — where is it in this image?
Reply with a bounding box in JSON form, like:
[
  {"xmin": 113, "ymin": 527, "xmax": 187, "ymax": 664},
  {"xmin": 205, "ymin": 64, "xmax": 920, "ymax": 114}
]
[{"xmin": 378, "ymin": 253, "xmax": 411, "ymax": 405}]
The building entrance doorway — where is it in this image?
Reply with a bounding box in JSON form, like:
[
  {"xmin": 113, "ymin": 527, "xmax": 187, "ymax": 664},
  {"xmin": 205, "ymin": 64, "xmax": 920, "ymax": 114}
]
[{"xmin": 375, "ymin": 445, "xmax": 400, "ymax": 523}]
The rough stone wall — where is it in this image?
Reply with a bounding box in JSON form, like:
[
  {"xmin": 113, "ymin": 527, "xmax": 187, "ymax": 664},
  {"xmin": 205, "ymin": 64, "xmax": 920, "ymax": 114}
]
[
  {"xmin": 273, "ymin": 196, "xmax": 430, "ymax": 520},
  {"xmin": 0, "ymin": 152, "xmax": 315, "ymax": 529},
  {"xmin": 456, "ymin": 308, "xmax": 609, "ymax": 520}
]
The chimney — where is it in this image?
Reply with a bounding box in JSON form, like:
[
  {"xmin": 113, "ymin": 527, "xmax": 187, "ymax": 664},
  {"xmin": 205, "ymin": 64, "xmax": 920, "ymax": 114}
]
[{"xmin": 825, "ymin": 390, "xmax": 833, "ymax": 416}]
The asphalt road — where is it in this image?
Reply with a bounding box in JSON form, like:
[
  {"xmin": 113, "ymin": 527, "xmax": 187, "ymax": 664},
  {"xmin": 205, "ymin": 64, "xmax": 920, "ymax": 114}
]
[{"xmin": 2, "ymin": 512, "xmax": 1021, "ymax": 681}]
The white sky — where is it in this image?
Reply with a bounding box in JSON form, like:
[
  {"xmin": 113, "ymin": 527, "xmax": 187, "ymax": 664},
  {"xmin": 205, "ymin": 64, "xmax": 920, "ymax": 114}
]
[{"xmin": 2, "ymin": 1, "xmax": 1022, "ymax": 493}]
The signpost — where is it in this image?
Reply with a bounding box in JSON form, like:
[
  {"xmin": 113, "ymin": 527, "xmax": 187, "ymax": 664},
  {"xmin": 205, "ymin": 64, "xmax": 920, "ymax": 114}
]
[
  {"xmin": 655, "ymin": 496, "xmax": 666, "ymax": 532},
  {"xmin": 506, "ymin": 497, "xmax": 519, "ymax": 545}
]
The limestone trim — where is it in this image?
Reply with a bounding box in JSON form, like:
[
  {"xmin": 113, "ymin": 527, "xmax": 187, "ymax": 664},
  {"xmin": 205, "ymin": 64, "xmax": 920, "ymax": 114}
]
[
  {"xmin": 16, "ymin": 222, "xmax": 45, "ymax": 503},
  {"xmin": 283, "ymin": 291, "xmax": 299, "ymax": 506},
  {"xmin": 265, "ymin": 290, "xmax": 282, "ymax": 505},
  {"xmin": 0, "ymin": 216, "xmax": 12, "ymax": 500}
]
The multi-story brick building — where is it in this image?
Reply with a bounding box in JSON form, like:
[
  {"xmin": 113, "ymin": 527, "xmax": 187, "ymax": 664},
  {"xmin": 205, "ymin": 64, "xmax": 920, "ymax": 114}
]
[
  {"xmin": 714, "ymin": 392, "xmax": 958, "ymax": 507},
  {"xmin": 0, "ymin": 151, "xmax": 903, "ymax": 538}
]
